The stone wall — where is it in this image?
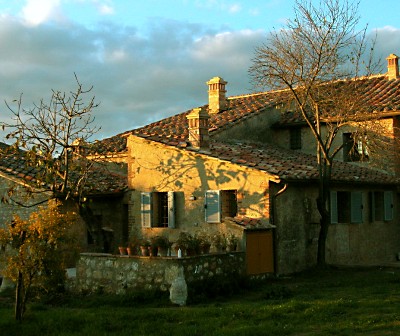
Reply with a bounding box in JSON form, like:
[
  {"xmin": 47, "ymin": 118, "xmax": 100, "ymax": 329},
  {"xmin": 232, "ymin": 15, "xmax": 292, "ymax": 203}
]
[
  {"xmin": 0, "ymin": 176, "xmax": 51, "ymax": 229},
  {"xmin": 74, "ymin": 252, "xmax": 246, "ymax": 295}
]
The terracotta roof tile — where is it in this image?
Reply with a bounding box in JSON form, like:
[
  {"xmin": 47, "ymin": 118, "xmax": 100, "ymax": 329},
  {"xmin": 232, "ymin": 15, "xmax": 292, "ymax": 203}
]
[
  {"xmin": 225, "ymin": 216, "xmax": 275, "ymax": 230},
  {"xmin": 89, "ymin": 75, "xmax": 400, "ymax": 156},
  {"xmin": 0, "ymin": 142, "xmax": 127, "ymax": 196},
  {"xmin": 204, "ymin": 141, "xmax": 398, "ymax": 185},
  {"xmin": 86, "ymin": 75, "xmax": 400, "ymax": 185}
]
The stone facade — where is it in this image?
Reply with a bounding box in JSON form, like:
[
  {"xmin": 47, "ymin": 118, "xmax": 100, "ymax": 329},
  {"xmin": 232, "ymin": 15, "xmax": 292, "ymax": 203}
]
[
  {"xmin": 127, "ymin": 134, "xmax": 274, "ymax": 245},
  {"xmin": 74, "ymin": 252, "xmax": 246, "ymax": 297},
  {"xmin": 0, "ymin": 175, "xmax": 50, "ymax": 229},
  {"xmin": 272, "ymin": 181, "xmax": 400, "ymax": 274},
  {"xmin": 272, "ymin": 118, "xmax": 400, "ymax": 175}
]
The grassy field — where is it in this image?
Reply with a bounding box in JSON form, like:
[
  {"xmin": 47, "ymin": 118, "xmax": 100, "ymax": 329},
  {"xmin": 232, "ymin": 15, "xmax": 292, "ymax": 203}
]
[{"xmin": 1, "ymin": 266, "xmax": 400, "ymax": 335}]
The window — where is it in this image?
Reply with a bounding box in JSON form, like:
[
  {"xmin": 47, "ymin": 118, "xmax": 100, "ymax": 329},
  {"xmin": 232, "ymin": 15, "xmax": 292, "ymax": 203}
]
[
  {"xmin": 331, "ymin": 191, "xmax": 363, "ymax": 224},
  {"xmin": 370, "ymin": 191, "xmax": 393, "ymax": 221},
  {"xmin": 205, "ymin": 190, "xmax": 238, "ymax": 223},
  {"xmin": 141, "ymin": 192, "xmax": 175, "ymax": 228},
  {"xmin": 290, "ymin": 127, "xmax": 302, "ymax": 150},
  {"xmin": 343, "ymin": 133, "xmax": 368, "ymax": 162}
]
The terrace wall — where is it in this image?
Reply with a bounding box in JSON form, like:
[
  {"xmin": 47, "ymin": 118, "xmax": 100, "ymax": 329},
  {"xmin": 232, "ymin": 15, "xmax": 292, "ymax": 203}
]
[{"xmin": 74, "ymin": 252, "xmax": 246, "ymax": 295}]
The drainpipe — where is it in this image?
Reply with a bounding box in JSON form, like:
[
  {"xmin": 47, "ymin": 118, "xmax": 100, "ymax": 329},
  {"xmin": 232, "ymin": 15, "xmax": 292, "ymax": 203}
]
[
  {"xmin": 270, "ymin": 182, "xmax": 288, "ymax": 276},
  {"xmin": 270, "ymin": 183, "xmax": 288, "ymax": 226}
]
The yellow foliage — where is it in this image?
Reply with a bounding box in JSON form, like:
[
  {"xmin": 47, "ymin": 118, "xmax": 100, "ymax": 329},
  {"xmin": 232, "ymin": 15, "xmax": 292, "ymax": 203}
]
[{"xmin": 0, "ymin": 200, "xmax": 79, "ymax": 292}]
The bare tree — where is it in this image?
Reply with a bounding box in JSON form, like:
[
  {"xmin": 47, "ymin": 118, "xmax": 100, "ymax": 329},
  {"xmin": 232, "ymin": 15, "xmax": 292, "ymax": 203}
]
[
  {"xmin": 1, "ymin": 74, "xmax": 100, "ymax": 204},
  {"xmin": 0, "ymin": 76, "xmax": 100, "ymax": 320},
  {"xmin": 249, "ymin": 0, "xmax": 380, "ymax": 266}
]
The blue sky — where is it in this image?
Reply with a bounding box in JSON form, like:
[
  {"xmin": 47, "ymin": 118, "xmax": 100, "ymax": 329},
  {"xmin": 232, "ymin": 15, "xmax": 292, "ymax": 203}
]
[{"xmin": 0, "ymin": 0, "xmax": 399, "ymax": 138}]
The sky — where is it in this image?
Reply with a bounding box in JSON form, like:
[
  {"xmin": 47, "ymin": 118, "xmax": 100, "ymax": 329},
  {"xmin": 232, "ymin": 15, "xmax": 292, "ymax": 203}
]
[{"xmin": 0, "ymin": 0, "xmax": 400, "ymax": 140}]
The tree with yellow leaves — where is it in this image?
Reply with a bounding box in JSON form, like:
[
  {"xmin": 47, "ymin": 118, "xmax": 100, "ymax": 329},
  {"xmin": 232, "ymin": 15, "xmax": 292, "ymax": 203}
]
[{"xmin": 0, "ymin": 200, "xmax": 78, "ymax": 321}]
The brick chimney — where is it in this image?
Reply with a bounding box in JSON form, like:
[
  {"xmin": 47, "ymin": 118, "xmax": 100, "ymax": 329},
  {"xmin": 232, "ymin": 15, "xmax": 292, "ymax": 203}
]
[
  {"xmin": 186, "ymin": 107, "xmax": 210, "ymax": 149},
  {"xmin": 386, "ymin": 54, "xmax": 399, "ymax": 80},
  {"xmin": 207, "ymin": 77, "xmax": 227, "ymax": 114}
]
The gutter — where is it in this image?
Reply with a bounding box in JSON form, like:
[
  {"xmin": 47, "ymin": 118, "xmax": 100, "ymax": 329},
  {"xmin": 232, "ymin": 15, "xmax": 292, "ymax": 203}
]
[{"xmin": 270, "ymin": 183, "xmax": 288, "ymax": 226}]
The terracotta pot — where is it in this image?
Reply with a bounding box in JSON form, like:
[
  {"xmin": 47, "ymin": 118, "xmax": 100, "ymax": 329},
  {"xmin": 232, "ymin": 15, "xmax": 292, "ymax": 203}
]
[{"xmin": 140, "ymin": 246, "xmax": 149, "ymax": 256}]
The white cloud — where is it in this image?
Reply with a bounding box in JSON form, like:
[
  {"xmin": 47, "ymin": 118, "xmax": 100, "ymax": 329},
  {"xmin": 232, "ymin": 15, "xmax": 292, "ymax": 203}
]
[
  {"xmin": 21, "ymin": 0, "xmax": 62, "ymax": 25},
  {"xmin": 229, "ymin": 4, "xmax": 241, "ymax": 14},
  {"xmin": 98, "ymin": 4, "xmax": 114, "ymax": 15}
]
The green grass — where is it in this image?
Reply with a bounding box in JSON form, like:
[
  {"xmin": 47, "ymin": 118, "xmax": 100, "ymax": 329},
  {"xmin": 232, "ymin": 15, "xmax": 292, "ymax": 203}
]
[{"xmin": 1, "ymin": 267, "xmax": 400, "ymax": 335}]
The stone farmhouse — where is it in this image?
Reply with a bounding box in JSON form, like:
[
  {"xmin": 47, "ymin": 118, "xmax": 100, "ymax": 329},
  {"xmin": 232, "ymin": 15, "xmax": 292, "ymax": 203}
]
[
  {"xmin": 0, "ymin": 142, "xmax": 129, "ymax": 255},
  {"xmin": 86, "ymin": 54, "xmax": 400, "ymax": 275}
]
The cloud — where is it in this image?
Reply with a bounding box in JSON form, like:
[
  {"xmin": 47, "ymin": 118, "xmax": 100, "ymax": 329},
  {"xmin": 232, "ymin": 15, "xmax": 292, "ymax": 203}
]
[
  {"xmin": 228, "ymin": 4, "xmax": 241, "ymax": 14},
  {"xmin": 98, "ymin": 4, "xmax": 114, "ymax": 15},
  {"xmin": 0, "ymin": 16, "xmax": 266, "ymax": 139},
  {"xmin": 0, "ymin": 13, "xmax": 398, "ymax": 142},
  {"xmin": 21, "ymin": 0, "xmax": 62, "ymax": 25}
]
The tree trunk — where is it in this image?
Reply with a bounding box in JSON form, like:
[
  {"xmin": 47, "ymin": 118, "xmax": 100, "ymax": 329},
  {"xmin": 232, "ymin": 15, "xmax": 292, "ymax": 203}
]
[
  {"xmin": 15, "ymin": 270, "xmax": 24, "ymax": 321},
  {"xmin": 316, "ymin": 159, "xmax": 332, "ymax": 267},
  {"xmin": 15, "ymin": 230, "xmax": 26, "ymax": 322}
]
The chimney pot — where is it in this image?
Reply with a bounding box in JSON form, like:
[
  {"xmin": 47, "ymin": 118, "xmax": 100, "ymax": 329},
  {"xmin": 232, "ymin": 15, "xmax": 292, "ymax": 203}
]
[
  {"xmin": 386, "ymin": 53, "xmax": 399, "ymax": 80},
  {"xmin": 207, "ymin": 77, "xmax": 228, "ymax": 114},
  {"xmin": 186, "ymin": 107, "xmax": 210, "ymax": 149}
]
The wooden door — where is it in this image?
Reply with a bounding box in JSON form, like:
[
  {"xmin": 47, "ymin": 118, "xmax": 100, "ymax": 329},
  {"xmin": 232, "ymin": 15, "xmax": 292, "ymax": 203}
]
[{"xmin": 246, "ymin": 230, "xmax": 274, "ymax": 275}]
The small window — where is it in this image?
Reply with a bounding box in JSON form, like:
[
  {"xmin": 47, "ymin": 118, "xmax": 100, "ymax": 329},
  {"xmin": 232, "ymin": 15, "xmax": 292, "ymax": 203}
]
[
  {"xmin": 343, "ymin": 133, "xmax": 368, "ymax": 162},
  {"xmin": 205, "ymin": 190, "xmax": 238, "ymax": 223},
  {"xmin": 331, "ymin": 191, "xmax": 363, "ymax": 224},
  {"xmin": 370, "ymin": 191, "xmax": 393, "ymax": 221},
  {"xmin": 290, "ymin": 128, "xmax": 302, "ymax": 150},
  {"xmin": 141, "ymin": 191, "xmax": 175, "ymax": 228}
]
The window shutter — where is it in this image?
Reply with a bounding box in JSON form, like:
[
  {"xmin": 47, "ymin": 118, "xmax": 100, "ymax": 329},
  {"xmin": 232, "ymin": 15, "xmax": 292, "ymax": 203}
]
[
  {"xmin": 205, "ymin": 190, "xmax": 221, "ymax": 223},
  {"xmin": 351, "ymin": 191, "xmax": 363, "ymax": 223},
  {"xmin": 141, "ymin": 192, "xmax": 152, "ymax": 228},
  {"xmin": 330, "ymin": 191, "xmax": 338, "ymax": 224},
  {"xmin": 384, "ymin": 191, "xmax": 394, "ymax": 221},
  {"xmin": 167, "ymin": 191, "xmax": 175, "ymax": 228}
]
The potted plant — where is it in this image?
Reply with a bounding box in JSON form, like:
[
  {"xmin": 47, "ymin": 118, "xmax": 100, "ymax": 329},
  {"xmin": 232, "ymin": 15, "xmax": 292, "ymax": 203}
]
[
  {"xmin": 212, "ymin": 233, "xmax": 227, "ymax": 253},
  {"xmin": 226, "ymin": 233, "xmax": 239, "ymax": 252},
  {"xmin": 118, "ymin": 246, "xmax": 127, "ymax": 256},
  {"xmin": 154, "ymin": 235, "xmax": 170, "ymax": 257},
  {"xmin": 149, "ymin": 236, "xmax": 159, "ymax": 257},
  {"xmin": 187, "ymin": 234, "xmax": 201, "ymax": 256},
  {"xmin": 139, "ymin": 238, "xmax": 150, "ymax": 256},
  {"xmin": 174, "ymin": 231, "xmax": 192, "ymax": 256},
  {"xmin": 197, "ymin": 231, "xmax": 211, "ymax": 254},
  {"xmin": 127, "ymin": 236, "xmax": 140, "ymax": 256}
]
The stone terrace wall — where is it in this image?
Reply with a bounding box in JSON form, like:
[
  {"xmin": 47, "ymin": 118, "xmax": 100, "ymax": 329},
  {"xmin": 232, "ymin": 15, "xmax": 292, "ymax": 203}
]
[{"xmin": 75, "ymin": 252, "xmax": 246, "ymax": 295}]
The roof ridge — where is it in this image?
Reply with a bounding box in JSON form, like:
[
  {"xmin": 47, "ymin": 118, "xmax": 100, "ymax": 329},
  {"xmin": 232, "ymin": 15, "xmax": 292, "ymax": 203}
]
[{"xmin": 227, "ymin": 74, "xmax": 389, "ymax": 100}]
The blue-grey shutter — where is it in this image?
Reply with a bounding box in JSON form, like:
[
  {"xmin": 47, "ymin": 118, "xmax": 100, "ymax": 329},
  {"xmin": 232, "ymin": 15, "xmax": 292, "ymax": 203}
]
[
  {"xmin": 351, "ymin": 191, "xmax": 363, "ymax": 223},
  {"xmin": 167, "ymin": 191, "xmax": 175, "ymax": 228},
  {"xmin": 141, "ymin": 192, "xmax": 152, "ymax": 228},
  {"xmin": 330, "ymin": 191, "xmax": 338, "ymax": 224},
  {"xmin": 384, "ymin": 191, "xmax": 394, "ymax": 221},
  {"xmin": 205, "ymin": 190, "xmax": 221, "ymax": 223}
]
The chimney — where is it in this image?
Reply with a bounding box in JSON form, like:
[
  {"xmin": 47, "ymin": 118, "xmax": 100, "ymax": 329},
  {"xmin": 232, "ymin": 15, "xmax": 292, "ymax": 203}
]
[
  {"xmin": 386, "ymin": 54, "xmax": 399, "ymax": 80},
  {"xmin": 207, "ymin": 76, "xmax": 227, "ymax": 114},
  {"xmin": 186, "ymin": 107, "xmax": 209, "ymax": 149},
  {"xmin": 70, "ymin": 138, "xmax": 86, "ymax": 156}
]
